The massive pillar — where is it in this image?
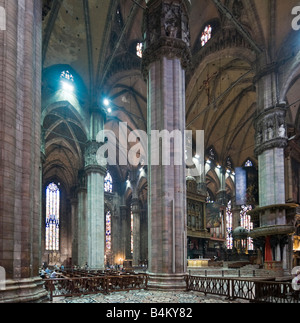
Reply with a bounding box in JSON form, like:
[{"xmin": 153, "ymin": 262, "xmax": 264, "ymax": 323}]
[
  {"xmin": 0, "ymin": 1, "xmax": 47, "ymax": 302},
  {"xmin": 77, "ymin": 170, "xmax": 87, "ymax": 268},
  {"xmin": 250, "ymin": 60, "xmax": 295, "ymax": 273},
  {"xmin": 70, "ymin": 196, "xmax": 78, "ymax": 266},
  {"xmin": 130, "ymin": 171, "xmax": 141, "ymax": 268},
  {"xmin": 132, "ymin": 198, "xmax": 141, "ymax": 267},
  {"xmin": 84, "ymin": 108, "xmax": 106, "ymax": 269},
  {"xmin": 142, "ymin": 0, "xmax": 191, "ymax": 290},
  {"xmin": 120, "ymin": 205, "xmax": 129, "ymax": 261}
]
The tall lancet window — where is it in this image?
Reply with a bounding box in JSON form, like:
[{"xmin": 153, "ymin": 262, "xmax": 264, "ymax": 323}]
[
  {"xmin": 131, "ymin": 206, "xmax": 134, "ymax": 255},
  {"xmin": 244, "ymin": 159, "xmax": 253, "ymax": 167},
  {"xmin": 136, "ymin": 42, "xmax": 143, "ymax": 58},
  {"xmin": 104, "ymin": 171, "xmax": 113, "ymax": 193},
  {"xmin": 60, "ymin": 70, "xmax": 74, "ymax": 82},
  {"xmin": 240, "ymin": 205, "xmax": 254, "ymax": 251},
  {"xmin": 106, "ymin": 211, "xmax": 112, "ymax": 252},
  {"xmin": 226, "ymin": 200, "xmax": 233, "ymax": 250},
  {"xmin": 46, "ymin": 183, "xmax": 60, "ymax": 251},
  {"xmin": 201, "ymin": 25, "xmax": 212, "ymax": 47}
]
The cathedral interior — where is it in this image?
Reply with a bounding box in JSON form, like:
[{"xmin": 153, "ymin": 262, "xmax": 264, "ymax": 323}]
[{"xmin": 1, "ymin": 0, "xmax": 300, "ymax": 303}]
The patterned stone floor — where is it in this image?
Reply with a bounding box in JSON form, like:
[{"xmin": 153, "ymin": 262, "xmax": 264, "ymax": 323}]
[{"xmin": 52, "ymin": 290, "xmax": 248, "ymax": 303}]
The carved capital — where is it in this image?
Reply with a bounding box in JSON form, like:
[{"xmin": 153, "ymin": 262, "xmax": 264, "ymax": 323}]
[
  {"xmin": 84, "ymin": 141, "xmax": 102, "ymax": 168},
  {"xmin": 254, "ymin": 107, "xmax": 288, "ymax": 156},
  {"xmin": 142, "ymin": 0, "xmax": 191, "ymax": 77}
]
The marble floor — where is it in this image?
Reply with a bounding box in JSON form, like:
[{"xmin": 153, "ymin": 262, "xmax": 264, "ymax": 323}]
[{"xmin": 51, "ymin": 290, "xmax": 249, "ymax": 303}]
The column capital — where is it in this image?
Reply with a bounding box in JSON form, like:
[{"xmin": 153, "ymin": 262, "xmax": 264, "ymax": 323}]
[
  {"xmin": 254, "ymin": 106, "xmax": 288, "ymax": 156},
  {"xmin": 142, "ymin": 0, "xmax": 191, "ymax": 77},
  {"xmin": 84, "ymin": 140, "xmax": 106, "ymax": 169}
]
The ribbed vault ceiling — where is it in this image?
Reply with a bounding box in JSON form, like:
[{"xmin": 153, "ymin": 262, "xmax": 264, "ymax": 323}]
[{"xmin": 41, "ymin": 0, "xmax": 300, "ymax": 193}]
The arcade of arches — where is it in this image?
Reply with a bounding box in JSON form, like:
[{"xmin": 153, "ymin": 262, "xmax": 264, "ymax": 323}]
[{"xmin": 1, "ymin": 0, "xmax": 300, "ymax": 302}]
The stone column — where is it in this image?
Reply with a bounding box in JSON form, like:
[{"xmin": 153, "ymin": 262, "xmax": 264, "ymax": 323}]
[
  {"xmin": 132, "ymin": 197, "xmax": 141, "ymax": 267},
  {"xmin": 85, "ymin": 144, "xmax": 106, "ymax": 270},
  {"xmin": 77, "ymin": 170, "xmax": 87, "ymax": 268},
  {"xmin": 254, "ymin": 106, "xmax": 287, "ymax": 208},
  {"xmin": 0, "ymin": 1, "xmax": 47, "ymax": 302},
  {"xmin": 142, "ymin": 0, "xmax": 191, "ymax": 290},
  {"xmin": 71, "ymin": 196, "xmax": 78, "ymax": 266},
  {"xmin": 251, "ymin": 64, "xmax": 294, "ymax": 271},
  {"xmin": 120, "ymin": 205, "xmax": 129, "ymax": 262},
  {"xmin": 84, "ymin": 108, "xmax": 106, "ymax": 270},
  {"xmin": 130, "ymin": 171, "xmax": 141, "ymax": 267}
]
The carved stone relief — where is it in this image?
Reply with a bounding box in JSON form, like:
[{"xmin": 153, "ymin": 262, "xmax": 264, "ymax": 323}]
[
  {"xmin": 254, "ymin": 107, "xmax": 288, "ymax": 156},
  {"xmin": 84, "ymin": 141, "xmax": 102, "ymax": 168},
  {"xmin": 142, "ymin": 0, "xmax": 191, "ymax": 77}
]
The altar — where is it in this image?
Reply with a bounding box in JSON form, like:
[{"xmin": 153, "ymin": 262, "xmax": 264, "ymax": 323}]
[{"xmin": 188, "ymin": 259, "xmax": 210, "ymax": 268}]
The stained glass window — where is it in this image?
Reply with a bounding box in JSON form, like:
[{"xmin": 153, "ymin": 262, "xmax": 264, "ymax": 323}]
[
  {"xmin": 201, "ymin": 25, "xmax": 212, "ymax": 47},
  {"xmin": 136, "ymin": 42, "xmax": 143, "ymax": 58},
  {"xmin": 104, "ymin": 171, "xmax": 113, "ymax": 193},
  {"xmin": 60, "ymin": 70, "xmax": 74, "ymax": 82},
  {"xmin": 208, "ymin": 147, "xmax": 217, "ymax": 162},
  {"xmin": 226, "ymin": 201, "xmax": 233, "ymax": 250},
  {"xmin": 244, "ymin": 160, "xmax": 253, "ymax": 167},
  {"xmin": 106, "ymin": 211, "xmax": 112, "ymax": 252},
  {"xmin": 240, "ymin": 205, "xmax": 254, "ymax": 251},
  {"xmin": 46, "ymin": 183, "xmax": 60, "ymax": 251}
]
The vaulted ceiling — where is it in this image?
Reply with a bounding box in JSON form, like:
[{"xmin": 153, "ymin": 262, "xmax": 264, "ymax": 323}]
[{"xmin": 41, "ymin": 0, "xmax": 300, "ymax": 194}]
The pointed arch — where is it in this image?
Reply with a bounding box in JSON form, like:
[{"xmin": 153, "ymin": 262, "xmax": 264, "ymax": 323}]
[{"xmin": 45, "ymin": 182, "xmax": 60, "ymax": 251}]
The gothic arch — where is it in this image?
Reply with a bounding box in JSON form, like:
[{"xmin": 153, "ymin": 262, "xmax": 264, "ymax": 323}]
[
  {"xmin": 277, "ymin": 30, "xmax": 300, "ymax": 102},
  {"xmin": 225, "ymin": 174, "xmax": 235, "ymax": 197},
  {"xmin": 124, "ymin": 185, "xmax": 133, "ymax": 203},
  {"xmin": 206, "ymin": 168, "xmax": 221, "ymax": 197}
]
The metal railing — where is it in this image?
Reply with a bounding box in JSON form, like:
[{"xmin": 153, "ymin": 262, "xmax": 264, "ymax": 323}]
[
  {"xmin": 187, "ymin": 276, "xmax": 300, "ymax": 303},
  {"xmin": 44, "ymin": 271, "xmax": 299, "ymax": 303},
  {"xmin": 44, "ymin": 273, "xmax": 148, "ymax": 301}
]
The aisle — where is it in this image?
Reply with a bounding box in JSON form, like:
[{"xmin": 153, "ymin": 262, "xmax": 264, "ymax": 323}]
[{"xmin": 52, "ymin": 290, "xmax": 248, "ymax": 303}]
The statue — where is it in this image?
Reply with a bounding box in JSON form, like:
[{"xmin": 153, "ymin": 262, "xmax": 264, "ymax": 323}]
[
  {"xmin": 278, "ymin": 124, "xmax": 286, "ymax": 138},
  {"xmin": 267, "ymin": 126, "xmax": 274, "ymax": 140}
]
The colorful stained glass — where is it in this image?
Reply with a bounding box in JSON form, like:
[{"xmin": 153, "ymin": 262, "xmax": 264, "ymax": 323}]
[
  {"xmin": 226, "ymin": 200, "xmax": 233, "ymax": 249},
  {"xmin": 46, "ymin": 183, "xmax": 60, "ymax": 251},
  {"xmin": 244, "ymin": 160, "xmax": 253, "ymax": 167},
  {"xmin": 60, "ymin": 70, "xmax": 74, "ymax": 82},
  {"xmin": 240, "ymin": 205, "xmax": 254, "ymax": 250},
  {"xmin": 104, "ymin": 172, "xmax": 113, "ymax": 193},
  {"xmin": 106, "ymin": 211, "xmax": 112, "ymax": 251},
  {"xmin": 201, "ymin": 25, "xmax": 212, "ymax": 47},
  {"xmin": 136, "ymin": 42, "xmax": 143, "ymax": 58}
]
